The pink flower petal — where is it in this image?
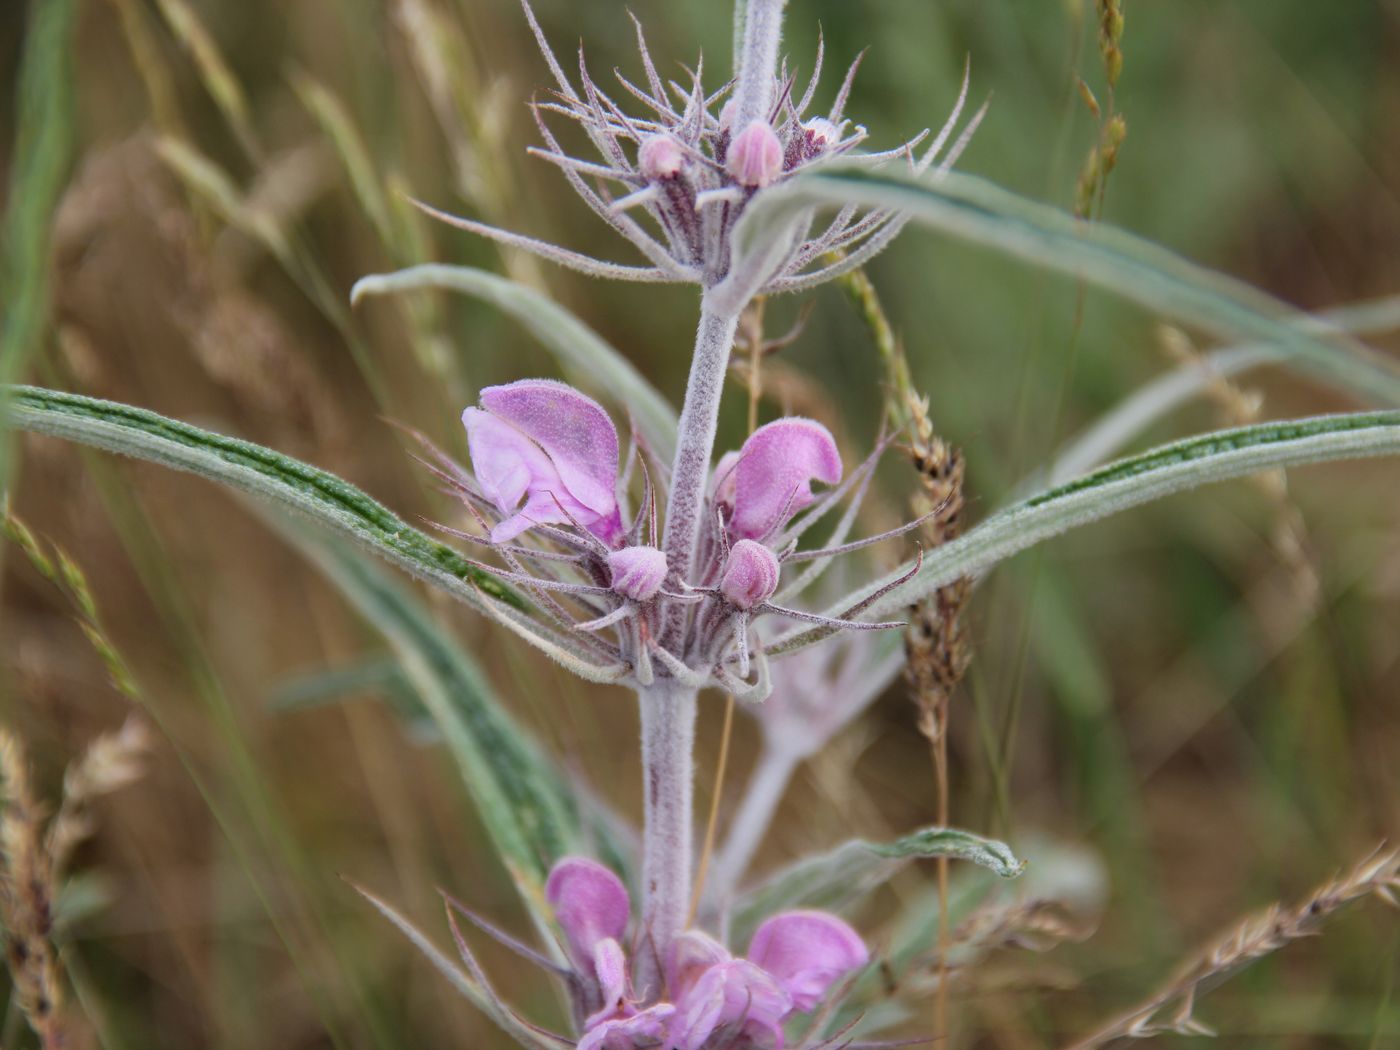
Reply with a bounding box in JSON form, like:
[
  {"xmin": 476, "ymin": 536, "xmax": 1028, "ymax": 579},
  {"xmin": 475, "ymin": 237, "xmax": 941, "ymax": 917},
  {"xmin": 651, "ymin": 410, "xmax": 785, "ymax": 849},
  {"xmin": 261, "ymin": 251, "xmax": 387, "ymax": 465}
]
[
  {"xmin": 466, "ymin": 380, "xmax": 623, "ymax": 543},
  {"xmin": 747, "ymin": 910, "xmax": 869, "ymax": 1013},
  {"xmin": 585, "ymin": 937, "xmax": 628, "ymax": 1025},
  {"xmin": 577, "ymin": 1004, "xmax": 676, "ymax": 1050},
  {"xmin": 480, "ymin": 380, "xmax": 618, "ymax": 515},
  {"xmin": 666, "ymin": 930, "xmax": 731, "ymax": 1001},
  {"xmin": 671, "ymin": 959, "xmax": 791, "ymax": 1050},
  {"xmin": 729, "ymin": 418, "xmax": 842, "ymax": 541},
  {"xmin": 711, "ymin": 450, "xmax": 741, "ymax": 509},
  {"xmin": 720, "ymin": 539, "xmax": 780, "ymax": 610},
  {"xmin": 545, "ymin": 857, "xmax": 630, "ymax": 972}
]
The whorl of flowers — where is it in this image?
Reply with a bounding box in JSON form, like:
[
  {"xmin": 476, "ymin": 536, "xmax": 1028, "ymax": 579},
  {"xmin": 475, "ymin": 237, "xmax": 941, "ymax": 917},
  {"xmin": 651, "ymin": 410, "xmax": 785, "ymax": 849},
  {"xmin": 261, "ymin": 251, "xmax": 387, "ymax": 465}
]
[
  {"xmin": 547, "ymin": 857, "xmax": 869, "ymax": 1050},
  {"xmin": 414, "ymin": 0, "xmax": 984, "ymax": 303},
  {"xmin": 427, "ymin": 380, "xmax": 929, "ymax": 701}
]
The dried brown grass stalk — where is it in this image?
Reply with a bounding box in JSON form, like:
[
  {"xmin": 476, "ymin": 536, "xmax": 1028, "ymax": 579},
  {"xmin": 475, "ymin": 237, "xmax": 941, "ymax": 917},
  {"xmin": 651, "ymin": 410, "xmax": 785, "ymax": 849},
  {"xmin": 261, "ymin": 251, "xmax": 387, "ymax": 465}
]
[
  {"xmin": 0, "ymin": 728, "xmax": 67, "ymax": 1048},
  {"xmin": 0, "ymin": 720, "xmax": 152, "ymax": 1050},
  {"xmin": 950, "ymin": 898, "xmax": 1094, "ymax": 960},
  {"xmin": 1065, "ymin": 845, "xmax": 1400, "ymax": 1048},
  {"xmin": 841, "ymin": 263, "xmax": 973, "ymax": 1044}
]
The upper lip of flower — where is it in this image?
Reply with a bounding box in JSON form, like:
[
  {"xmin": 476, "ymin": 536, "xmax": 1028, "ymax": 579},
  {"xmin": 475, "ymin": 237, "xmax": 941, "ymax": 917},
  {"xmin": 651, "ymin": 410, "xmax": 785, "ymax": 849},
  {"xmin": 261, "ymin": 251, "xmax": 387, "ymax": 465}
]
[{"xmin": 410, "ymin": 1, "xmax": 986, "ymax": 298}]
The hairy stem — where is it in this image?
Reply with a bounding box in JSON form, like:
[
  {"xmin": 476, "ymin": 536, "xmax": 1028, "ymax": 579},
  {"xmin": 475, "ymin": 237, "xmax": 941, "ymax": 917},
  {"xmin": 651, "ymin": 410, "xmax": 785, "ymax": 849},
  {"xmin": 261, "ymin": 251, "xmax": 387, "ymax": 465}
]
[
  {"xmin": 636, "ymin": 678, "xmax": 699, "ymax": 998},
  {"xmin": 703, "ymin": 743, "xmax": 800, "ymax": 914},
  {"xmin": 732, "ymin": 0, "xmax": 785, "ymax": 129},
  {"xmin": 661, "ymin": 297, "xmax": 741, "ymax": 646}
]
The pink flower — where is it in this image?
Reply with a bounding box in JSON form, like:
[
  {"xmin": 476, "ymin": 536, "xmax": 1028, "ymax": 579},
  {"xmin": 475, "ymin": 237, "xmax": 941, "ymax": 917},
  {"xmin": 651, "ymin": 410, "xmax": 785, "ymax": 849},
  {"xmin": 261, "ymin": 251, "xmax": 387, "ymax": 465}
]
[
  {"xmin": 547, "ymin": 859, "xmax": 869, "ymax": 1049},
  {"xmin": 720, "ymin": 539, "xmax": 780, "ymax": 610},
  {"xmin": 720, "ymin": 418, "xmax": 843, "ymax": 541},
  {"xmin": 545, "ymin": 856, "xmax": 631, "ymax": 1015},
  {"xmin": 747, "ymin": 911, "xmax": 869, "ymax": 1013},
  {"xmin": 670, "ymin": 959, "xmax": 791, "ymax": 1049},
  {"xmin": 463, "ymin": 379, "xmax": 623, "ymax": 544},
  {"xmin": 665, "ymin": 931, "xmax": 729, "ymax": 996},
  {"xmin": 576, "ymin": 1004, "xmax": 676, "ymax": 1050}
]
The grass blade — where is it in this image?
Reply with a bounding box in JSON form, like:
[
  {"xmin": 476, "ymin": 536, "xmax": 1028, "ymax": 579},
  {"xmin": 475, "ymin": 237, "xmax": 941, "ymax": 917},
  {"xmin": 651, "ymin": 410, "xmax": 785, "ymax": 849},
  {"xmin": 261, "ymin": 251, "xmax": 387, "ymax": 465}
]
[
  {"xmin": 352, "ymin": 264, "xmax": 679, "ymax": 459},
  {"xmin": 0, "ymin": 0, "xmax": 77, "ymax": 492}
]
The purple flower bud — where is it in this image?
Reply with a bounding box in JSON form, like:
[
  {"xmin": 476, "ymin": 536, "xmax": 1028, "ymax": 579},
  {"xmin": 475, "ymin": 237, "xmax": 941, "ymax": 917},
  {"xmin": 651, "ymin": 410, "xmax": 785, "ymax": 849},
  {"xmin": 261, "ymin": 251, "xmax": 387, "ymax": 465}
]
[
  {"xmin": 606, "ymin": 545, "xmax": 668, "ymax": 602},
  {"xmin": 638, "ymin": 134, "xmax": 685, "ymax": 180},
  {"xmin": 728, "ymin": 418, "xmax": 843, "ymax": 541},
  {"xmin": 726, "ymin": 120, "xmax": 783, "ymax": 188},
  {"xmin": 463, "ymin": 380, "xmax": 622, "ymax": 544},
  {"xmin": 747, "ymin": 910, "xmax": 869, "ymax": 1013},
  {"xmin": 545, "ymin": 857, "xmax": 630, "ymax": 973},
  {"xmin": 720, "ymin": 539, "xmax": 780, "ymax": 610},
  {"xmin": 670, "ymin": 959, "xmax": 791, "ymax": 1050}
]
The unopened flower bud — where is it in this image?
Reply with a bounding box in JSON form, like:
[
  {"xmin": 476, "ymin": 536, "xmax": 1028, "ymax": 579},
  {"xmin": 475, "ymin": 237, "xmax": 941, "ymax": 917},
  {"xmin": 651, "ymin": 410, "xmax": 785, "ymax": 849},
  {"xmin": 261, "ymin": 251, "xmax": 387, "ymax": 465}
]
[
  {"xmin": 638, "ymin": 134, "xmax": 684, "ymax": 180},
  {"xmin": 804, "ymin": 118, "xmax": 839, "ymax": 153},
  {"xmin": 726, "ymin": 120, "xmax": 783, "ymax": 188},
  {"xmin": 720, "ymin": 539, "xmax": 780, "ymax": 610},
  {"xmin": 607, "ymin": 545, "xmax": 668, "ymax": 601}
]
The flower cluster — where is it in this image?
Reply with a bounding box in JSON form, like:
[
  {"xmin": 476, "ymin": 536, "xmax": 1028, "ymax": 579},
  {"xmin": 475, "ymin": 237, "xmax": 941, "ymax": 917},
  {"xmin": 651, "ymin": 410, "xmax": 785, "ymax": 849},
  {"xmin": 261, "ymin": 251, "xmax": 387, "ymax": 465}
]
[
  {"xmin": 429, "ymin": 379, "xmax": 924, "ymax": 699},
  {"xmin": 416, "ymin": 1, "xmax": 983, "ymax": 303},
  {"xmin": 548, "ymin": 857, "xmax": 868, "ymax": 1050}
]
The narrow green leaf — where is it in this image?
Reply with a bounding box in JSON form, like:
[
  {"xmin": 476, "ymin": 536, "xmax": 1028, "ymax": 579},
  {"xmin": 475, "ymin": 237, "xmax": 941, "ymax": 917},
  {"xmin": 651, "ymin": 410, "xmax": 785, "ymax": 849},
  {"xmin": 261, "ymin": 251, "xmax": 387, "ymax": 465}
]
[
  {"xmin": 4, "ymin": 383, "xmax": 523, "ymax": 606},
  {"xmin": 352, "ymin": 264, "xmax": 679, "ymax": 459},
  {"xmin": 738, "ymin": 166, "xmax": 1400, "ymax": 404},
  {"xmin": 865, "ymin": 826, "xmax": 1026, "ymax": 874},
  {"xmin": 0, "ymin": 0, "xmax": 77, "ymax": 492},
  {"xmin": 732, "ymin": 825, "xmax": 1023, "ymax": 945},
  {"xmin": 1039, "ymin": 294, "xmax": 1400, "ymax": 490},
  {"xmin": 281, "ymin": 525, "xmax": 637, "ymax": 904},
  {"xmin": 772, "ymin": 410, "xmax": 1400, "ymax": 656},
  {"xmin": 5, "ymin": 386, "xmax": 634, "ymax": 681}
]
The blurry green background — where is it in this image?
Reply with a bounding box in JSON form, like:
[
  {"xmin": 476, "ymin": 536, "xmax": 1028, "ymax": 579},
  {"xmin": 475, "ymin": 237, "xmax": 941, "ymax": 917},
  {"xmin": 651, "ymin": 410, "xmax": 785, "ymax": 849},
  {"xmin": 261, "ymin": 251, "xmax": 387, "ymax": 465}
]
[{"xmin": 2, "ymin": 0, "xmax": 1399, "ymax": 1046}]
